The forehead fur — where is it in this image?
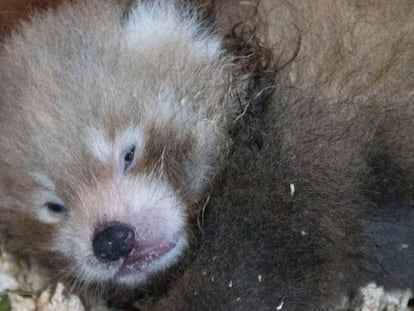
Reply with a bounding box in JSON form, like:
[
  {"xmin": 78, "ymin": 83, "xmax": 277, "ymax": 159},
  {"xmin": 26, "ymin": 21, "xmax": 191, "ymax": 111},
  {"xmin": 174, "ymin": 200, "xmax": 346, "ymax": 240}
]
[{"xmin": 0, "ymin": 0, "xmax": 233, "ymax": 181}]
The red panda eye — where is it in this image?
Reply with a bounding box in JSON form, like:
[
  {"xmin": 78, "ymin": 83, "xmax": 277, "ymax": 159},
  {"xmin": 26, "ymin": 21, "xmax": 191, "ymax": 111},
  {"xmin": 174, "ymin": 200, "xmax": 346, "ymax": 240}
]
[
  {"xmin": 123, "ymin": 145, "xmax": 136, "ymax": 172},
  {"xmin": 45, "ymin": 202, "xmax": 67, "ymax": 213}
]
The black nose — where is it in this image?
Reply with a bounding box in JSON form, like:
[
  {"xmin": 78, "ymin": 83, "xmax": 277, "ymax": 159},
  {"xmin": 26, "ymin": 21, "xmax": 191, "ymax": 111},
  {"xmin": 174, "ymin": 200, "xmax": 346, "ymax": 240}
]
[{"xmin": 93, "ymin": 224, "xmax": 135, "ymax": 262}]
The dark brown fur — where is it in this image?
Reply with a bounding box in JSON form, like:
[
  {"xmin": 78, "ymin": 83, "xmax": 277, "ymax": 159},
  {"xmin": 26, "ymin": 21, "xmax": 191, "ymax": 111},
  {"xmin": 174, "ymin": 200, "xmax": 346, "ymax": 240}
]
[
  {"xmin": 1, "ymin": 0, "xmax": 414, "ymax": 310},
  {"xmin": 139, "ymin": 0, "xmax": 414, "ymax": 310}
]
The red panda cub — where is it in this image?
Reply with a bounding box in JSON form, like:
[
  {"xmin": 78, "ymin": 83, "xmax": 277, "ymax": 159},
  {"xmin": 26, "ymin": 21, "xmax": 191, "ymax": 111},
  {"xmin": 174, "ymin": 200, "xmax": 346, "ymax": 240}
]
[
  {"xmin": 5, "ymin": 0, "xmax": 414, "ymax": 309},
  {"xmin": 0, "ymin": 0, "xmax": 245, "ymax": 301}
]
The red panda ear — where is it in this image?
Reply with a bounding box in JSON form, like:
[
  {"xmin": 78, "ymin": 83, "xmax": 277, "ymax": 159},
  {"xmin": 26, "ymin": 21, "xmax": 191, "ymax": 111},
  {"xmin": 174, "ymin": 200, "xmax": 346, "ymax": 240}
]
[{"xmin": 121, "ymin": 1, "xmax": 223, "ymax": 61}]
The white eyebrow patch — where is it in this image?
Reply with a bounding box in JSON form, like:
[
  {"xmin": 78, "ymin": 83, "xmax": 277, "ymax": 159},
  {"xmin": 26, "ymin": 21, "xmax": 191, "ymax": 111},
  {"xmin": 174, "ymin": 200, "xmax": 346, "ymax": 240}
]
[
  {"xmin": 85, "ymin": 126, "xmax": 146, "ymax": 169},
  {"xmin": 31, "ymin": 172, "xmax": 55, "ymax": 191},
  {"xmin": 85, "ymin": 127, "xmax": 112, "ymax": 162}
]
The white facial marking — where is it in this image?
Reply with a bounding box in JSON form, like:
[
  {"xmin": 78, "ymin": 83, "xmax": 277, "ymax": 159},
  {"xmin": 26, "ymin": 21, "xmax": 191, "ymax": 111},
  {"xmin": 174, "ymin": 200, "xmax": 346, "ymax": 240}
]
[
  {"xmin": 86, "ymin": 126, "xmax": 146, "ymax": 174},
  {"xmin": 54, "ymin": 176, "xmax": 187, "ymax": 286},
  {"xmin": 31, "ymin": 172, "xmax": 55, "ymax": 191},
  {"xmin": 124, "ymin": 1, "xmax": 222, "ymax": 59},
  {"xmin": 33, "ymin": 190, "xmax": 67, "ymax": 223},
  {"xmin": 85, "ymin": 127, "xmax": 111, "ymax": 162},
  {"xmin": 31, "ymin": 172, "xmax": 67, "ymax": 223}
]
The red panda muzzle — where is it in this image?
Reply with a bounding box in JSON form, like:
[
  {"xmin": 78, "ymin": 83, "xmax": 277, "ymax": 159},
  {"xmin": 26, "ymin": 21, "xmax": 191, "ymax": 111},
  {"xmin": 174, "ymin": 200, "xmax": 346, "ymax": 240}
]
[{"xmin": 92, "ymin": 223, "xmax": 135, "ymax": 262}]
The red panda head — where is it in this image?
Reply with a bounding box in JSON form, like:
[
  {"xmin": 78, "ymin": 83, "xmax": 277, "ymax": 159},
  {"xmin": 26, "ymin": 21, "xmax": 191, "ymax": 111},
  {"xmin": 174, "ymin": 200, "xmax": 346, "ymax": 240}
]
[{"xmin": 0, "ymin": 0, "xmax": 237, "ymax": 290}]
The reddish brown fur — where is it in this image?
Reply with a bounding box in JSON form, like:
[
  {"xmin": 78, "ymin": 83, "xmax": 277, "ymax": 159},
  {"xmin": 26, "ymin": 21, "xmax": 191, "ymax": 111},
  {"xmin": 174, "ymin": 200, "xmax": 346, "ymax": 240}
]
[
  {"xmin": 1, "ymin": 0, "xmax": 414, "ymax": 310},
  {"xmin": 0, "ymin": 0, "xmax": 245, "ymax": 303}
]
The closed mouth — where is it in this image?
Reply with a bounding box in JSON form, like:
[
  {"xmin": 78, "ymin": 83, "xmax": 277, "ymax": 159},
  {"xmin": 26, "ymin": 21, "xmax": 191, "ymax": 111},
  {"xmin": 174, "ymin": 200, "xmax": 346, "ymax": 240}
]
[{"xmin": 118, "ymin": 238, "xmax": 179, "ymax": 276}]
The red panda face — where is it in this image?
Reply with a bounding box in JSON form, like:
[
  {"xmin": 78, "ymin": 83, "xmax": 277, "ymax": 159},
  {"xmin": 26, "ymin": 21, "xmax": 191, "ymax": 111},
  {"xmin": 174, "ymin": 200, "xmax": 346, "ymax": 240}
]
[{"xmin": 0, "ymin": 0, "xmax": 236, "ymax": 290}]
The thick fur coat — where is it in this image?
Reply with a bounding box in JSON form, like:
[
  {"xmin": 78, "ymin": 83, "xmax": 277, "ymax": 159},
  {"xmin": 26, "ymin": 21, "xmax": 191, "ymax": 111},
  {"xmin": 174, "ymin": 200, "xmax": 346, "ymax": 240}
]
[
  {"xmin": 0, "ymin": 0, "xmax": 248, "ymax": 302},
  {"xmin": 145, "ymin": 1, "xmax": 414, "ymax": 310},
  {"xmin": 0, "ymin": 0, "xmax": 414, "ymax": 310}
]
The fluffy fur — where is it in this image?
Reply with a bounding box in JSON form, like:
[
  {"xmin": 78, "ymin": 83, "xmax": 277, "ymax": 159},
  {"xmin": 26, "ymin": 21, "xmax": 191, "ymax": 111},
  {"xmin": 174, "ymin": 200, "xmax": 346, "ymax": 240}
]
[
  {"xmin": 1, "ymin": 0, "xmax": 414, "ymax": 310},
  {"xmin": 0, "ymin": 0, "xmax": 247, "ymax": 301},
  {"xmin": 141, "ymin": 0, "xmax": 414, "ymax": 310}
]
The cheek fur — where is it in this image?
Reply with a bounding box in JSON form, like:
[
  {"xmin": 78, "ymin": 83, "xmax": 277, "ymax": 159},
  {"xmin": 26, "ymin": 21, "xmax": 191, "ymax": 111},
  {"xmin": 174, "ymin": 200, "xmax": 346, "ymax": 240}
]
[
  {"xmin": 0, "ymin": 209, "xmax": 60, "ymax": 264},
  {"xmin": 0, "ymin": 0, "xmax": 235, "ymax": 298},
  {"xmin": 133, "ymin": 120, "xmax": 224, "ymax": 203},
  {"xmin": 51, "ymin": 176, "xmax": 188, "ymax": 285},
  {"xmin": 132, "ymin": 125, "xmax": 196, "ymax": 196}
]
